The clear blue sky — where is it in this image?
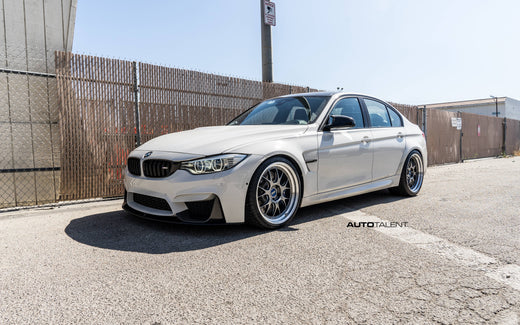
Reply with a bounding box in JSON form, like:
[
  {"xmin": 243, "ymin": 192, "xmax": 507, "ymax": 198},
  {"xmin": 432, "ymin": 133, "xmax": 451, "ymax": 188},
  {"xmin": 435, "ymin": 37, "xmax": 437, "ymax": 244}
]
[{"xmin": 73, "ymin": 0, "xmax": 520, "ymax": 105}]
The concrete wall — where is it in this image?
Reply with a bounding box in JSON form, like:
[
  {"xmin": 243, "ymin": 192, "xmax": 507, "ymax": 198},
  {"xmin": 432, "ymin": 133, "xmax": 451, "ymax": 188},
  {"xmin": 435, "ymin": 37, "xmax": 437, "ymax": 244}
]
[
  {"xmin": 439, "ymin": 102, "xmax": 506, "ymax": 118},
  {"xmin": 0, "ymin": 0, "xmax": 76, "ymax": 208},
  {"xmin": 505, "ymin": 97, "xmax": 520, "ymax": 121},
  {"xmin": 436, "ymin": 99, "xmax": 520, "ymax": 121},
  {"xmin": 0, "ymin": 0, "xmax": 76, "ymax": 71}
]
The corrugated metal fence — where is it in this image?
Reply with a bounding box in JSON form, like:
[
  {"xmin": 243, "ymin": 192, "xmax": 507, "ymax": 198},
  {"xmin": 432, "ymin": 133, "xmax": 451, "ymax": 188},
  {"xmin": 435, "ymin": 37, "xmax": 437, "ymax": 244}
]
[
  {"xmin": 420, "ymin": 109, "xmax": 519, "ymax": 165},
  {"xmin": 53, "ymin": 52, "xmax": 520, "ymax": 202},
  {"xmin": 384, "ymin": 104, "xmax": 520, "ymax": 165}
]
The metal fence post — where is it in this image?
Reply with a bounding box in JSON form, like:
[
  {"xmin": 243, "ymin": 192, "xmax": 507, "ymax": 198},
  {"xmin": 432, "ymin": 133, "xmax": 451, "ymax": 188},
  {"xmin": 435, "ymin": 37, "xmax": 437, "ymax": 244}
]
[
  {"xmin": 458, "ymin": 111, "xmax": 463, "ymax": 162},
  {"xmin": 422, "ymin": 105, "xmax": 427, "ymax": 141},
  {"xmin": 503, "ymin": 117, "xmax": 507, "ymax": 154},
  {"xmin": 132, "ymin": 61, "xmax": 141, "ymax": 147}
]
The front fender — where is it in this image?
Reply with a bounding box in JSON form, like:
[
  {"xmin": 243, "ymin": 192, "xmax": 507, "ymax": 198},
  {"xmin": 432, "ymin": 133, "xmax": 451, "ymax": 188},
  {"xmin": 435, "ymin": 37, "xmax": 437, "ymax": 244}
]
[{"xmin": 229, "ymin": 134, "xmax": 319, "ymax": 199}]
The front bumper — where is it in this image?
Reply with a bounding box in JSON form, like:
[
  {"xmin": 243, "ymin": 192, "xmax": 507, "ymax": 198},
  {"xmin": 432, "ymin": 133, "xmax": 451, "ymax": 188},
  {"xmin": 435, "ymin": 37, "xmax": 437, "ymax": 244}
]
[
  {"xmin": 122, "ymin": 191, "xmax": 227, "ymax": 224},
  {"xmin": 123, "ymin": 151, "xmax": 263, "ymax": 224}
]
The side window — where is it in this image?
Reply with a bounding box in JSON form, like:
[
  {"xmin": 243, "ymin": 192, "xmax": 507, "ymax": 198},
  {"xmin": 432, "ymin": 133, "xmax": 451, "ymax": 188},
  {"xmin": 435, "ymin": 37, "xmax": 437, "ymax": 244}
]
[
  {"xmin": 329, "ymin": 97, "xmax": 364, "ymax": 128},
  {"xmin": 387, "ymin": 107, "xmax": 403, "ymax": 127},
  {"xmin": 364, "ymin": 99, "xmax": 391, "ymax": 127}
]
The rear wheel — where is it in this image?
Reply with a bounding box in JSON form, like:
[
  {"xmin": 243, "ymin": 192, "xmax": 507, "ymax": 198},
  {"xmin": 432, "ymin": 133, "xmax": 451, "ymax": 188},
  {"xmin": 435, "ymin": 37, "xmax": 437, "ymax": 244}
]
[
  {"xmin": 390, "ymin": 150, "xmax": 424, "ymax": 196},
  {"xmin": 245, "ymin": 157, "xmax": 301, "ymax": 229}
]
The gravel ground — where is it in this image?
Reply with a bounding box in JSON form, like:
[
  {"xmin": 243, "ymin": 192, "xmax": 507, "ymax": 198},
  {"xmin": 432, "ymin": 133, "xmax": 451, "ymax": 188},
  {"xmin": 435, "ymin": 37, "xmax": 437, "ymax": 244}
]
[{"xmin": 0, "ymin": 157, "xmax": 519, "ymax": 324}]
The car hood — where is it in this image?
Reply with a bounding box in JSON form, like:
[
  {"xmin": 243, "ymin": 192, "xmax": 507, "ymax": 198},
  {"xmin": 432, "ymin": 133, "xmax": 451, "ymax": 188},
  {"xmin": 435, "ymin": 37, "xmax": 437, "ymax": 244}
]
[{"xmin": 136, "ymin": 125, "xmax": 309, "ymax": 156}]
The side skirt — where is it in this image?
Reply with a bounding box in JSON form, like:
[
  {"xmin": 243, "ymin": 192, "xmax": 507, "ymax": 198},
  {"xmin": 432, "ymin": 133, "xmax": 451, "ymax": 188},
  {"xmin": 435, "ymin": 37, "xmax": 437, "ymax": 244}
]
[{"xmin": 300, "ymin": 176, "xmax": 400, "ymax": 208}]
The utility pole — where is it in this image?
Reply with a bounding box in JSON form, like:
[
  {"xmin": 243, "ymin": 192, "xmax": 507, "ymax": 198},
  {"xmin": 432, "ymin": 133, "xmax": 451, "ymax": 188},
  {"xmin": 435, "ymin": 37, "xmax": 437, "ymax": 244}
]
[
  {"xmin": 261, "ymin": 0, "xmax": 274, "ymax": 82},
  {"xmin": 490, "ymin": 95, "xmax": 499, "ymax": 117}
]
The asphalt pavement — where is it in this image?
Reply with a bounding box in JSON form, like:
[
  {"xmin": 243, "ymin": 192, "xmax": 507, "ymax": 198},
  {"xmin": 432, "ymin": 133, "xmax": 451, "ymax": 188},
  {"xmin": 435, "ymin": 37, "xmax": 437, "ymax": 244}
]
[{"xmin": 1, "ymin": 157, "xmax": 519, "ymax": 324}]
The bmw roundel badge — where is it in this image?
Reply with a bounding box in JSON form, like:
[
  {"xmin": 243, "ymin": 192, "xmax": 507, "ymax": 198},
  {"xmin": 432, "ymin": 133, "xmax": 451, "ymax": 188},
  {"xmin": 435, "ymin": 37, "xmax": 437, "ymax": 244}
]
[{"xmin": 144, "ymin": 151, "xmax": 152, "ymax": 158}]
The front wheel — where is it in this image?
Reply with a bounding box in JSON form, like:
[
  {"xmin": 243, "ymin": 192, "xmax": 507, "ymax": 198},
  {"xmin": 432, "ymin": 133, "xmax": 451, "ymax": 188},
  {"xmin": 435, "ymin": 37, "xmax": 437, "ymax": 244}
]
[
  {"xmin": 245, "ymin": 157, "xmax": 301, "ymax": 229},
  {"xmin": 390, "ymin": 150, "xmax": 424, "ymax": 196}
]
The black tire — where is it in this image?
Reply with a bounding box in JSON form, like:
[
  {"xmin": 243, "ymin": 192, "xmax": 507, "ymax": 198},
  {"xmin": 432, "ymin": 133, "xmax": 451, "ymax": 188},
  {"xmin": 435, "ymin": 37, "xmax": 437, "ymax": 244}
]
[
  {"xmin": 245, "ymin": 157, "xmax": 302, "ymax": 229},
  {"xmin": 390, "ymin": 150, "xmax": 424, "ymax": 196}
]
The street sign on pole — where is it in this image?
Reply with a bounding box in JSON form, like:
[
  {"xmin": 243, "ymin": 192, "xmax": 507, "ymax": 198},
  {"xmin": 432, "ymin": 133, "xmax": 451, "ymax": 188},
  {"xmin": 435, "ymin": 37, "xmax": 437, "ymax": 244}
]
[
  {"xmin": 264, "ymin": 0, "xmax": 276, "ymax": 26},
  {"xmin": 261, "ymin": 0, "xmax": 274, "ymax": 82}
]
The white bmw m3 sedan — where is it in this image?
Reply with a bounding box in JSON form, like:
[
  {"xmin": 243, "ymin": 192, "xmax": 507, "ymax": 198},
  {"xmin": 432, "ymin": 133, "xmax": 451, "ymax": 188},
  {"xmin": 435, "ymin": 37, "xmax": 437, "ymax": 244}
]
[{"xmin": 123, "ymin": 92, "xmax": 426, "ymax": 229}]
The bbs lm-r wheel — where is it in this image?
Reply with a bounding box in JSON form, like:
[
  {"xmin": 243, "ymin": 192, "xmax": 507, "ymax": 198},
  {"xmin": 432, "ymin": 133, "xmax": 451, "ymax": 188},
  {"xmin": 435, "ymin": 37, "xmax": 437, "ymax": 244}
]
[
  {"xmin": 391, "ymin": 150, "xmax": 424, "ymax": 196},
  {"xmin": 246, "ymin": 157, "xmax": 301, "ymax": 229}
]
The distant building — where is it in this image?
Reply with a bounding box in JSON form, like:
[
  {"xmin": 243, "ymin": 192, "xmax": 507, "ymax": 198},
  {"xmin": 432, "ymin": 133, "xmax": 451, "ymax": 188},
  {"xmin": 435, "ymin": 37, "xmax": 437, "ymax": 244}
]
[{"xmin": 424, "ymin": 97, "xmax": 520, "ymax": 120}]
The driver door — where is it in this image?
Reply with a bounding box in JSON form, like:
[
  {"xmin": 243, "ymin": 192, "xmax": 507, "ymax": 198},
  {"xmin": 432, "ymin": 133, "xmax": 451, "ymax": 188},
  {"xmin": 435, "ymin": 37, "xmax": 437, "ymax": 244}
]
[{"xmin": 317, "ymin": 97, "xmax": 373, "ymax": 192}]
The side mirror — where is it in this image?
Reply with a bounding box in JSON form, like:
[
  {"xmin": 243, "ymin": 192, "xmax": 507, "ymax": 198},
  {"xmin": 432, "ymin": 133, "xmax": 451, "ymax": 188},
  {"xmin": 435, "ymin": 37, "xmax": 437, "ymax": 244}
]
[{"xmin": 323, "ymin": 115, "xmax": 356, "ymax": 131}]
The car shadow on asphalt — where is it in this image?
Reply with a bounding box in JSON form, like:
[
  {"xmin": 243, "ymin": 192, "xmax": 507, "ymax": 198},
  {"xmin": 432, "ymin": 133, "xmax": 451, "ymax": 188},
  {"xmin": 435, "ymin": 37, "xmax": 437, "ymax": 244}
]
[{"xmin": 64, "ymin": 190, "xmax": 406, "ymax": 254}]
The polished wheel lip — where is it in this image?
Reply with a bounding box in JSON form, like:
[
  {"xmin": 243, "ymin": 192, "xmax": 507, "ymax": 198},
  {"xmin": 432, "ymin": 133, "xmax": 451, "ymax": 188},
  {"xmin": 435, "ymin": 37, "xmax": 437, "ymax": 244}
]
[
  {"xmin": 256, "ymin": 162, "xmax": 299, "ymax": 225},
  {"xmin": 406, "ymin": 153, "xmax": 424, "ymax": 193}
]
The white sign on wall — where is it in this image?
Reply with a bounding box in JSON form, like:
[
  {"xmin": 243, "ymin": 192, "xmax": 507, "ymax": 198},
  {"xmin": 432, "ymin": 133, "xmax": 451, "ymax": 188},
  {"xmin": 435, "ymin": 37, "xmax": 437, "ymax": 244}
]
[
  {"xmin": 264, "ymin": 1, "xmax": 276, "ymax": 26},
  {"xmin": 451, "ymin": 117, "xmax": 457, "ymax": 127},
  {"xmin": 451, "ymin": 117, "xmax": 462, "ymax": 130}
]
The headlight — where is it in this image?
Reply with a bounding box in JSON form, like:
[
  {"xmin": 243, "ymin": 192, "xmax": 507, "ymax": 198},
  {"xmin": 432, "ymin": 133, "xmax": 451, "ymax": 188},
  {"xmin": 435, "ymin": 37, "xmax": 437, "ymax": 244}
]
[{"xmin": 180, "ymin": 154, "xmax": 247, "ymax": 175}]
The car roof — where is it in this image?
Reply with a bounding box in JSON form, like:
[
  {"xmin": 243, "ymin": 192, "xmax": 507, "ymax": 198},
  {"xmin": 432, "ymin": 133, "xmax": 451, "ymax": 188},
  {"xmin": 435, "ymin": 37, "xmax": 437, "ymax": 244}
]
[
  {"xmin": 276, "ymin": 91, "xmax": 398, "ymax": 110},
  {"xmin": 278, "ymin": 91, "xmax": 372, "ymax": 98}
]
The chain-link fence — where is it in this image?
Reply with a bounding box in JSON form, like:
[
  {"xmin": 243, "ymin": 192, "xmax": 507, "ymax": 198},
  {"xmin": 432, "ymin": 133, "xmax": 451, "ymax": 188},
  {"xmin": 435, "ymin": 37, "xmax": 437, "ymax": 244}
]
[
  {"xmin": 0, "ymin": 46, "xmax": 61, "ymax": 209},
  {"xmin": 55, "ymin": 52, "xmax": 320, "ymax": 201},
  {"xmin": 3, "ymin": 49, "xmax": 519, "ymax": 208}
]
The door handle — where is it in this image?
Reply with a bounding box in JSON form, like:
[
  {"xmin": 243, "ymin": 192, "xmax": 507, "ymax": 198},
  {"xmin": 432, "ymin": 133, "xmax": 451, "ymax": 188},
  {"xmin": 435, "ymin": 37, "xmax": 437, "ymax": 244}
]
[
  {"xmin": 397, "ymin": 132, "xmax": 403, "ymax": 138},
  {"xmin": 362, "ymin": 136, "xmax": 370, "ymax": 144}
]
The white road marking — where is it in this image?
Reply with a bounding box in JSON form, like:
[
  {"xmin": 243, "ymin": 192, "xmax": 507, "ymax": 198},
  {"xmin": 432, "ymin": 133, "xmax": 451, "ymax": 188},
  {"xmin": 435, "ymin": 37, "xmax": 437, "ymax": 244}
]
[{"xmin": 343, "ymin": 210, "xmax": 520, "ymax": 292}]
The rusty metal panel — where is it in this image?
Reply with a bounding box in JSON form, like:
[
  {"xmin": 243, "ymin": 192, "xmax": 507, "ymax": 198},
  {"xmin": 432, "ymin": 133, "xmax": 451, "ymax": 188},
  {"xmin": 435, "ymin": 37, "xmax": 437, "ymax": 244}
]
[
  {"xmin": 461, "ymin": 112, "xmax": 502, "ymax": 160},
  {"xmin": 505, "ymin": 119, "xmax": 520, "ymax": 155},
  {"xmin": 426, "ymin": 109, "xmax": 460, "ymax": 166}
]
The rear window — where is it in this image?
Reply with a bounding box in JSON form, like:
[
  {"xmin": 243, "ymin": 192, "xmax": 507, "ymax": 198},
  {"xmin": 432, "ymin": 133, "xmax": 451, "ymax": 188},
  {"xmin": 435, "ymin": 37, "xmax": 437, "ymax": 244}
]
[
  {"xmin": 364, "ymin": 99, "xmax": 391, "ymax": 127},
  {"xmin": 388, "ymin": 107, "xmax": 403, "ymax": 127}
]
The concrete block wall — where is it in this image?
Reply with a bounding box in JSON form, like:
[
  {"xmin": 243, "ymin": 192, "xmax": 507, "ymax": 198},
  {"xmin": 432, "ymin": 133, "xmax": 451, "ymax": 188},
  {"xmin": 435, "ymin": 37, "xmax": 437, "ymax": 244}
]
[
  {"xmin": 0, "ymin": 0, "xmax": 76, "ymax": 208},
  {"xmin": 505, "ymin": 97, "xmax": 520, "ymax": 121}
]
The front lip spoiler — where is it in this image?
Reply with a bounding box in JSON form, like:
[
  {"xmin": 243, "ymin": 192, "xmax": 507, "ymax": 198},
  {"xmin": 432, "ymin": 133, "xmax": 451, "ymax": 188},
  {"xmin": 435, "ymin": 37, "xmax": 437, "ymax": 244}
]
[{"xmin": 122, "ymin": 199, "xmax": 226, "ymax": 226}]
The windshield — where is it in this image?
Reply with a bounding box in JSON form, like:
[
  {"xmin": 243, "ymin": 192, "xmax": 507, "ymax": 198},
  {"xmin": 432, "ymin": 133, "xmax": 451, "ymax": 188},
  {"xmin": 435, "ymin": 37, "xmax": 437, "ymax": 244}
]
[{"xmin": 228, "ymin": 96, "xmax": 329, "ymax": 125}]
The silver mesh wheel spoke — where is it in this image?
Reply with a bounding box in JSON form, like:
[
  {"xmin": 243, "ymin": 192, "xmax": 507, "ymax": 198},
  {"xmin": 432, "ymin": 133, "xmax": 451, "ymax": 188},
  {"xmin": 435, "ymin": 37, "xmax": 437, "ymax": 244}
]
[
  {"xmin": 273, "ymin": 203, "xmax": 280, "ymax": 215},
  {"xmin": 406, "ymin": 153, "xmax": 424, "ymax": 193},
  {"xmin": 255, "ymin": 162, "xmax": 300, "ymax": 225}
]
